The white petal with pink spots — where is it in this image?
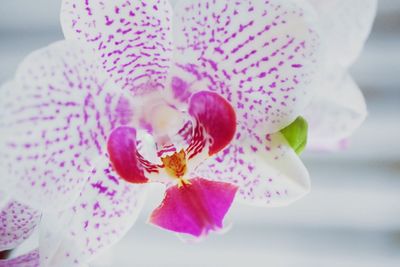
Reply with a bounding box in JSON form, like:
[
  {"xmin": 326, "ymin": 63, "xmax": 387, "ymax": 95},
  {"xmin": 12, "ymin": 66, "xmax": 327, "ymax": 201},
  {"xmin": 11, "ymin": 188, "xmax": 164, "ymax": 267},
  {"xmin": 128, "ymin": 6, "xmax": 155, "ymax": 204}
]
[
  {"xmin": 40, "ymin": 156, "xmax": 146, "ymax": 266},
  {"xmin": 173, "ymin": 0, "xmax": 320, "ymax": 134},
  {"xmin": 0, "ymin": 201, "xmax": 41, "ymax": 251},
  {"xmin": 61, "ymin": 0, "xmax": 174, "ymax": 95},
  {"xmin": 0, "ymin": 41, "xmax": 125, "ymax": 211},
  {"xmin": 0, "ymin": 1, "xmax": 327, "ymax": 260}
]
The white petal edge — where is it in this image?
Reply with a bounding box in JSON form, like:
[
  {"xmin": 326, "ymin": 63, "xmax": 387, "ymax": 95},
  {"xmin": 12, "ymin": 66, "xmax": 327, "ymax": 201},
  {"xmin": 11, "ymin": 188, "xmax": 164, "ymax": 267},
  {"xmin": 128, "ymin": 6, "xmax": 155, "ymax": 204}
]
[
  {"xmin": 308, "ymin": 0, "xmax": 377, "ymax": 67},
  {"xmin": 305, "ymin": 71, "xmax": 367, "ymax": 151}
]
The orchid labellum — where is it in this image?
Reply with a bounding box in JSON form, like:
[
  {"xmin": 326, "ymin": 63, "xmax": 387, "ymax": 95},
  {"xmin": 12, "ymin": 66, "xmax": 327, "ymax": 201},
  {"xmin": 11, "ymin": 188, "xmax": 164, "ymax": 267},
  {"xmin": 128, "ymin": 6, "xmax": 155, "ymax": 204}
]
[{"xmin": 0, "ymin": 0, "xmax": 375, "ymax": 266}]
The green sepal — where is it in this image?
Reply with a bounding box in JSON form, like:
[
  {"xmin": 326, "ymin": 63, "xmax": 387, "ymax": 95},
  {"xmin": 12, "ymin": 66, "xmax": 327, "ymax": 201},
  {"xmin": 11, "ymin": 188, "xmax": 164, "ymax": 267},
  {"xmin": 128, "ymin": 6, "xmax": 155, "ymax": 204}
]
[{"xmin": 280, "ymin": 116, "xmax": 308, "ymax": 155}]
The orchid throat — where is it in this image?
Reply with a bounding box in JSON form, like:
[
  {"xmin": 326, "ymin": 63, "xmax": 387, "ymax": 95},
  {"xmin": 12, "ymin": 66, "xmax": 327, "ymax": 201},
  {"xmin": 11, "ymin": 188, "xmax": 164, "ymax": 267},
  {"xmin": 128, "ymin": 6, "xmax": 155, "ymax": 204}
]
[{"xmin": 161, "ymin": 149, "xmax": 191, "ymax": 187}]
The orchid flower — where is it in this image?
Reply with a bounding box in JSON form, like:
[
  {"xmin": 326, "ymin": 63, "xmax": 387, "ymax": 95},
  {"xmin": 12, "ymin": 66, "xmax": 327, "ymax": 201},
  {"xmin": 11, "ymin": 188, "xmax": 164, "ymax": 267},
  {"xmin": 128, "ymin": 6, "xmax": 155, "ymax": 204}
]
[
  {"xmin": 303, "ymin": 0, "xmax": 377, "ymax": 150},
  {"xmin": 0, "ymin": 0, "xmax": 320, "ymax": 266}
]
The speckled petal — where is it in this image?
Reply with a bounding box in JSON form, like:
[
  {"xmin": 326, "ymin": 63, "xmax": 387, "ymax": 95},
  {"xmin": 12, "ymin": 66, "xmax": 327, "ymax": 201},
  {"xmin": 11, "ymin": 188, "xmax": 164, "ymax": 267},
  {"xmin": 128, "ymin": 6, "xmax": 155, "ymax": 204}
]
[
  {"xmin": 61, "ymin": 0, "xmax": 173, "ymax": 95},
  {"xmin": 304, "ymin": 72, "xmax": 367, "ymax": 151},
  {"xmin": 40, "ymin": 156, "xmax": 146, "ymax": 267},
  {"xmin": 195, "ymin": 130, "xmax": 310, "ymax": 207},
  {"xmin": 0, "ymin": 249, "xmax": 39, "ymax": 267},
  {"xmin": 0, "ymin": 201, "xmax": 41, "ymax": 251},
  {"xmin": 308, "ymin": 0, "xmax": 377, "ymax": 67},
  {"xmin": 173, "ymin": 0, "xmax": 320, "ymax": 134},
  {"xmin": 0, "ymin": 41, "xmax": 126, "ymax": 211}
]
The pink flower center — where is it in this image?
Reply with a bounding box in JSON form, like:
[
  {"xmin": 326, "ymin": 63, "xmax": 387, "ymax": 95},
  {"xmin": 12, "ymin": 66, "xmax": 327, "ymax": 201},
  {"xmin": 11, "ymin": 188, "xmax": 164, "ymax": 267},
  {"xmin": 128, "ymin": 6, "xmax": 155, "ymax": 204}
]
[
  {"xmin": 107, "ymin": 90, "xmax": 237, "ymax": 185},
  {"xmin": 106, "ymin": 91, "xmax": 239, "ymax": 237}
]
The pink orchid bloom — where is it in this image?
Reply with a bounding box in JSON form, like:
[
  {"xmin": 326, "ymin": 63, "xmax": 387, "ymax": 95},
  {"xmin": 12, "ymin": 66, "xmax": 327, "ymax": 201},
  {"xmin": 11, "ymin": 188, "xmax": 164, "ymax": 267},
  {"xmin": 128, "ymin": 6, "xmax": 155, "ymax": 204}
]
[
  {"xmin": 303, "ymin": 0, "xmax": 377, "ymax": 151},
  {"xmin": 1, "ymin": 0, "xmax": 321, "ymax": 266}
]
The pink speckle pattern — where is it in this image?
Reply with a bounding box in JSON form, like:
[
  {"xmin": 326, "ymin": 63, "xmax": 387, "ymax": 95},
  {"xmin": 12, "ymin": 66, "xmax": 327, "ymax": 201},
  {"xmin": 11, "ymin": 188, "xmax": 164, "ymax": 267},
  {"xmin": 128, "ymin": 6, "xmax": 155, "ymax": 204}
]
[
  {"xmin": 41, "ymin": 156, "xmax": 146, "ymax": 266},
  {"xmin": 0, "ymin": 1, "xmax": 325, "ymax": 262},
  {"xmin": 0, "ymin": 41, "xmax": 127, "ymax": 211},
  {"xmin": 173, "ymin": 0, "xmax": 319, "ymax": 134},
  {"xmin": 0, "ymin": 249, "xmax": 39, "ymax": 267},
  {"xmin": 61, "ymin": 0, "xmax": 173, "ymax": 95},
  {"xmin": 0, "ymin": 201, "xmax": 41, "ymax": 251},
  {"xmin": 195, "ymin": 131, "xmax": 310, "ymax": 206}
]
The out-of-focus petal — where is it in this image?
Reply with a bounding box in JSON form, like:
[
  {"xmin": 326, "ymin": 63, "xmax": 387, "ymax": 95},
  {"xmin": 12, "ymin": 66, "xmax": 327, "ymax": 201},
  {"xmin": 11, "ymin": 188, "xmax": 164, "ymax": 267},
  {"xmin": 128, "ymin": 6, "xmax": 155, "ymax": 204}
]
[
  {"xmin": 0, "ymin": 249, "xmax": 39, "ymax": 267},
  {"xmin": 40, "ymin": 156, "xmax": 146, "ymax": 267},
  {"xmin": 188, "ymin": 91, "xmax": 236, "ymax": 156},
  {"xmin": 0, "ymin": 41, "xmax": 124, "ymax": 211},
  {"xmin": 0, "ymin": 201, "xmax": 41, "ymax": 251},
  {"xmin": 61, "ymin": 0, "xmax": 173, "ymax": 95},
  {"xmin": 308, "ymin": 0, "xmax": 377, "ymax": 67},
  {"xmin": 150, "ymin": 178, "xmax": 237, "ymax": 237},
  {"xmin": 195, "ymin": 131, "xmax": 310, "ymax": 207},
  {"xmin": 173, "ymin": 0, "xmax": 320, "ymax": 134},
  {"xmin": 304, "ymin": 72, "xmax": 367, "ymax": 151}
]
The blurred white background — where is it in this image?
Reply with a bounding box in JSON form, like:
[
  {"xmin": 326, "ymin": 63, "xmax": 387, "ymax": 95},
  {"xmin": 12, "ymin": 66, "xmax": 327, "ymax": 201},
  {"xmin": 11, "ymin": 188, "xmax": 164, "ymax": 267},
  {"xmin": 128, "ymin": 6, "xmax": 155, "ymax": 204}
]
[{"xmin": 0, "ymin": 1, "xmax": 400, "ymax": 266}]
